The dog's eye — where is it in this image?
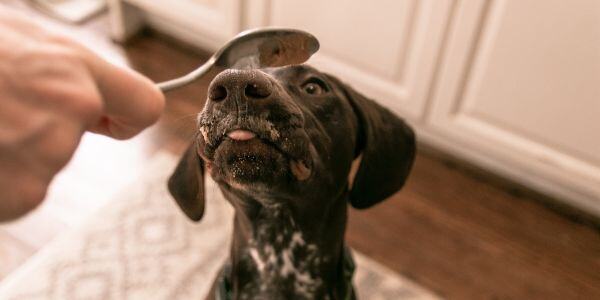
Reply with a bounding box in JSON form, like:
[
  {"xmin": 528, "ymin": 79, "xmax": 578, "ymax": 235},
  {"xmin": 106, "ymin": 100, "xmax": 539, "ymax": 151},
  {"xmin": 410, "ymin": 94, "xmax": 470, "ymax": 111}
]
[
  {"xmin": 301, "ymin": 78, "xmax": 327, "ymax": 95},
  {"xmin": 303, "ymin": 83, "xmax": 322, "ymax": 95}
]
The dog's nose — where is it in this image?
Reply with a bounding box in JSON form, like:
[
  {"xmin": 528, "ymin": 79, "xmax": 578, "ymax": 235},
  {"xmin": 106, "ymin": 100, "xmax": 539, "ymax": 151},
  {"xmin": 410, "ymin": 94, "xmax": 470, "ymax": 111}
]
[{"xmin": 208, "ymin": 69, "xmax": 272, "ymax": 102}]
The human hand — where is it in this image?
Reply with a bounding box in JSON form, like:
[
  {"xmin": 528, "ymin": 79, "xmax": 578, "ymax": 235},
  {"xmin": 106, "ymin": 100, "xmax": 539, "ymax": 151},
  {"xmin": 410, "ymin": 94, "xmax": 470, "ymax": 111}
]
[{"xmin": 0, "ymin": 7, "xmax": 165, "ymax": 221}]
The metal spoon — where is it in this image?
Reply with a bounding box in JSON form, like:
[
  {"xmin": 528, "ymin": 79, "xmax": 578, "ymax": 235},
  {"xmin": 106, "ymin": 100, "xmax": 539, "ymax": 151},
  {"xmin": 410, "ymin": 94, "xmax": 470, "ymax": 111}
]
[{"xmin": 157, "ymin": 28, "xmax": 320, "ymax": 92}]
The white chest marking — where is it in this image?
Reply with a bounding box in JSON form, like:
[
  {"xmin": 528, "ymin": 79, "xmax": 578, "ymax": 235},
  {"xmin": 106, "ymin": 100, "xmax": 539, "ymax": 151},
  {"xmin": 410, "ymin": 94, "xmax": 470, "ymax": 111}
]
[{"xmin": 247, "ymin": 231, "xmax": 323, "ymax": 296}]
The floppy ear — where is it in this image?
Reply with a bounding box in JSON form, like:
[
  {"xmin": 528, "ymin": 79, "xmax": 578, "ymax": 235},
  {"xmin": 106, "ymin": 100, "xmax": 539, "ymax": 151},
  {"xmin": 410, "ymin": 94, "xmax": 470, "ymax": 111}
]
[
  {"xmin": 168, "ymin": 142, "xmax": 206, "ymax": 221},
  {"xmin": 331, "ymin": 76, "xmax": 416, "ymax": 209}
]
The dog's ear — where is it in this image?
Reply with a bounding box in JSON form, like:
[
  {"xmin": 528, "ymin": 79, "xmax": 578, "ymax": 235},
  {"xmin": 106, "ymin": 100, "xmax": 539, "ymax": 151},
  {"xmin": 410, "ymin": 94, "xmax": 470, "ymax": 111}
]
[
  {"xmin": 168, "ymin": 142, "xmax": 205, "ymax": 221},
  {"xmin": 329, "ymin": 75, "xmax": 416, "ymax": 209}
]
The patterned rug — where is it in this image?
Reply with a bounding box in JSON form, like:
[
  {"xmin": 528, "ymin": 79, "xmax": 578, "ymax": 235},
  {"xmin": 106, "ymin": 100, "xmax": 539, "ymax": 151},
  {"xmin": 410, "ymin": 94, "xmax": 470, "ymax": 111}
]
[{"xmin": 0, "ymin": 153, "xmax": 440, "ymax": 300}]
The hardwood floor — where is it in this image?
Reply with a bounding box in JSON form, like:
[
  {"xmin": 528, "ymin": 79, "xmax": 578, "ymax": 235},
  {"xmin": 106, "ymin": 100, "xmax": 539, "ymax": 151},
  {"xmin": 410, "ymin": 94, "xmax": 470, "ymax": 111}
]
[
  {"xmin": 0, "ymin": 8, "xmax": 598, "ymax": 298},
  {"xmin": 346, "ymin": 148, "xmax": 600, "ymax": 299}
]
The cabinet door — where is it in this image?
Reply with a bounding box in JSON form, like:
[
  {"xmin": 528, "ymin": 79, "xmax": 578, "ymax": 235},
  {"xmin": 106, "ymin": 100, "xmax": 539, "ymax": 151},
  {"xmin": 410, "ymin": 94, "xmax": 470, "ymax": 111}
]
[
  {"xmin": 246, "ymin": 0, "xmax": 452, "ymax": 120},
  {"xmin": 429, "ymin": 0, "xmax": 600, "ymax": 214},
  {"xmin": 123, "ymin": 0, "xmax": 242, "ymax": 49}
]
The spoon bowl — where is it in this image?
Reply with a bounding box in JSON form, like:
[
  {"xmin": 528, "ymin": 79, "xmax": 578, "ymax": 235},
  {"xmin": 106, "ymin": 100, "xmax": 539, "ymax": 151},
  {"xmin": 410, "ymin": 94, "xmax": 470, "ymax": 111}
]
[{"xmin": 157, "ymin": 28, "xmax": 319, "ymax": 92}]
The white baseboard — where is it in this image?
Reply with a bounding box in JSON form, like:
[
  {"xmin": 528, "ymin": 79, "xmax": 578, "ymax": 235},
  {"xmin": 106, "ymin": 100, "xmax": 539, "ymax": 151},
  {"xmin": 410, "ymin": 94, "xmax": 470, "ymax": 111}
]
[{"xmin": 414, "ymin": 125, "xmax": 600, "ymax": 218}]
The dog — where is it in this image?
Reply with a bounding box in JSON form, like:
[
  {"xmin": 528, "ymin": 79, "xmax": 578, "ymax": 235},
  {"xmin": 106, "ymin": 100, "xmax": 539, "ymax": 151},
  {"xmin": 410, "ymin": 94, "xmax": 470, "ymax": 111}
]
[{"xmin": 168, "ymin": 65, "xmax": 416, "ymax": 300}]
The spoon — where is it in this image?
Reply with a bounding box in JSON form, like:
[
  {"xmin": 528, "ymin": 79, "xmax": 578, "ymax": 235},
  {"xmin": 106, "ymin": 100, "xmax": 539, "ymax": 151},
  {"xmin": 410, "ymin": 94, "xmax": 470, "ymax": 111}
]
[{"xmin": 156, "ymin": 28, "xmax": 320, "ymax": 92}]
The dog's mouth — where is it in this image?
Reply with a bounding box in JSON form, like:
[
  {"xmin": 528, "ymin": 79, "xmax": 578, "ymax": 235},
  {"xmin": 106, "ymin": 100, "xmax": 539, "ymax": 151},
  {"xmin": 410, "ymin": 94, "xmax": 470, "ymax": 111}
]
[{"xmin": 199, "ymin": 124, "xmax": 313, "ymax": 184}]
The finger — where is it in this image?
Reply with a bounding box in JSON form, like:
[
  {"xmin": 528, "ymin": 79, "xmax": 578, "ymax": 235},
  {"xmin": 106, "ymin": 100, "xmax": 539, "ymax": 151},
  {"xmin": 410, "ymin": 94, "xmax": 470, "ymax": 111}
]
[
  {"xmin": 1, "ymin": 7, "xmax": 165, "ymax": 140},
  {"xmin": 81, "ymin": 50, "xmax": 165, "ymax": 139}
]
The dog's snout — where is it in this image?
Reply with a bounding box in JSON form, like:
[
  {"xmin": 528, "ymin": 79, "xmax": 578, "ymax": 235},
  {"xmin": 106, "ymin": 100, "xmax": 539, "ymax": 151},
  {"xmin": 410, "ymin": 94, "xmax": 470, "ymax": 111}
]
[
  {"xmin": 245, "ymin": 83, "xmax": 271, "ymax": 99},
  {"xmin": 208, "ymin": 69, "xmax": 272, "ymax": 103}
]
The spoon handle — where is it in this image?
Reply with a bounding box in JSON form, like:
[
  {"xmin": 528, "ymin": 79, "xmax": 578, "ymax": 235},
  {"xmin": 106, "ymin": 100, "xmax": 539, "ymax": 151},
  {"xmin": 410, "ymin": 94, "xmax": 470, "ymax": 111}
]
[{"xmin": 156, "ymin": 59, "xmax": 214, "ymax": 92}]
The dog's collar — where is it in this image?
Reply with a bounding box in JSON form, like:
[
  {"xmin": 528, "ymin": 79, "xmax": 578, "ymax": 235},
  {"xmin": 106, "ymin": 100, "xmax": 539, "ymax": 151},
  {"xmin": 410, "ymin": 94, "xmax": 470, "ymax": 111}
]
[{"xmin": 215, "ymin": 246, "xmax": 356, "ymax": 300}]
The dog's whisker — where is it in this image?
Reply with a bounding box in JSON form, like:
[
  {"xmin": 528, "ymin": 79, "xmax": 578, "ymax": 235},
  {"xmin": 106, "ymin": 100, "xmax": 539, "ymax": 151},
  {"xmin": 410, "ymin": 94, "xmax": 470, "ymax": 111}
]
[{"xmin": 169, "ymin": 113, "xmax": 201, "ymax": 125}]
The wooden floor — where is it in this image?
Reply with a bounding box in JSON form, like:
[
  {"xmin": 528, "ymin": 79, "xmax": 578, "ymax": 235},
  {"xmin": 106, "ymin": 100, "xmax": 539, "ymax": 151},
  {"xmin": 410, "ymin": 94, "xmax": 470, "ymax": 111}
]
[{"xmin": 0, "ymin": 8, "xmax": 599, "ymax": 299}]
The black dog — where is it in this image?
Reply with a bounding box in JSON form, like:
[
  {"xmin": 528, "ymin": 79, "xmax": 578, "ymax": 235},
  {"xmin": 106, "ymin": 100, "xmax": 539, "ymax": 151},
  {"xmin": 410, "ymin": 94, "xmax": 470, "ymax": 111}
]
[{"xmin": 168, "ymin": 65, "xmax": 415, "ymax": 300}]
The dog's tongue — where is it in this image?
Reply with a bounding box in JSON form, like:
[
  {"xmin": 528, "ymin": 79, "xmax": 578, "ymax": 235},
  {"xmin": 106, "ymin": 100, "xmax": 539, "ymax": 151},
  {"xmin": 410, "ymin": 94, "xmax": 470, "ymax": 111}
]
[
  {"xmin": 290, "ymin": 160, "xmax": 311, "ymax": 181},
  {"xmin": 227, "ymin": 130, "xmax": 256, "ymax": 141}
]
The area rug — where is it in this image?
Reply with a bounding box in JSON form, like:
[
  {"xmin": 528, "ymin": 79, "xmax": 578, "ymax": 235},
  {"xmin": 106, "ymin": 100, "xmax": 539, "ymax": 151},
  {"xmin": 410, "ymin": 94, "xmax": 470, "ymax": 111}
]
[{"xmin": 0, "ymin": 153, "xmax": 440, "ymax": 300}]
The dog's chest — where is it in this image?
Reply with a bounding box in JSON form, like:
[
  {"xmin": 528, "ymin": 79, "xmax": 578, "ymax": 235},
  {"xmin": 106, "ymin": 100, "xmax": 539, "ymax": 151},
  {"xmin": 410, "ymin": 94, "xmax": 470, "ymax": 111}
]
[{"xmin": 237, "ymin": 207, "xmax": 330, "ymax": 299}]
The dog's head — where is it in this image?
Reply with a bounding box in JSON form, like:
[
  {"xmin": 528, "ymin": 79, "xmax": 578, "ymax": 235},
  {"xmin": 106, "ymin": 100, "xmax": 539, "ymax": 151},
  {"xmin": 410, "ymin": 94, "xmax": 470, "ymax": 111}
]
[{"xmin": 168, "ymin": 65, "xmax": 415, "ymax": 221}]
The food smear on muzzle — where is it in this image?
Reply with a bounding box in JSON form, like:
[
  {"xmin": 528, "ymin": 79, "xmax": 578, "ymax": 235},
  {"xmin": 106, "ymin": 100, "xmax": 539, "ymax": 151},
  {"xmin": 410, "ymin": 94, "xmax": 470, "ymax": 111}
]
[{"xmin": 290, "ymin": 160, "xmax": 311, "ymax": 181}]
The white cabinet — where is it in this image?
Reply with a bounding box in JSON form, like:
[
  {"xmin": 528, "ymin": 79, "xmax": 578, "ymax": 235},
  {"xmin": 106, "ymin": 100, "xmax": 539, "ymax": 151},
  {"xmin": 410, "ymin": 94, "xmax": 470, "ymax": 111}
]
[
  {"xmin": 246, "ymin": 0, "xmax": 451, "ymax": 120},
  {"xmin": 428, "ymin": 0, "xmax": 600, "ymax": 215},
  {"xmin": 108, "ymin": 0, "xmax": 600, "ymax": 215},
  {"xmin": 108, "ymin": 0, "xmax": 241, "ymax": 49}
]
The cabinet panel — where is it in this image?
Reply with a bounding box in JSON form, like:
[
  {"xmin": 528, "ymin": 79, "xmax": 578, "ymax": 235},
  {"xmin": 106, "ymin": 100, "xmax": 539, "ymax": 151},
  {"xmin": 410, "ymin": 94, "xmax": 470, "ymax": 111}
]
[
  {"xmin": 270, "ymin": 0, "xmax": 416, "ymax": 79},
  {"xmin": 256, "ymin": 0, "xmax": 452, "ymax": 120},
  {"xmin": 429, "ymin": 0, "xmax": 600, "ymax": 214},
  {"xmin": 121, "ymin": 0, "xmax": 242, "ymax": 49},
  {"xmin": 463, "ymin": 0, "xmax": 600, "ymax": 168}
]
